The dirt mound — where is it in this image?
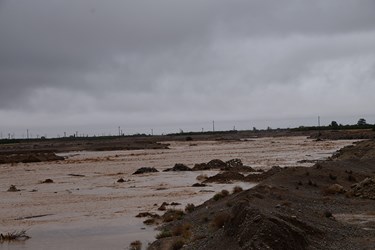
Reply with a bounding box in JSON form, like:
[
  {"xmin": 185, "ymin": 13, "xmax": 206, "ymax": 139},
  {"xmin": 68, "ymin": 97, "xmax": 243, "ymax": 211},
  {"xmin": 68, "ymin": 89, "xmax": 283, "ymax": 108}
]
[
  {"xmin": 245, "ymin": 166, "xmax": 282, "ymax": 182},
  {"xmin": 132, "ymin": 167, "xmax": 159, "ymax": 175},
  {"xmin": 349, "ymin": 177, "xmax": 375, "ymax": 199},
  {"xmin": 224, "ymin": 159, "xmax": 256, "ymax": 172},
  {"xmin": 163, "ymin": 163, "xmax": 192, "ymax": 172},
  {"xmin": 204, "ymin": 172, "xmax": 245, "ymax": 184},
  {"xmin": 0, "ymin": 152, "xmax": 64, "ymax": 164},
  {"xmin": 192, "ymin": 158, "xmax": 255, "ymax": 172},
  {"xmin": 225, "ymin": 158, "xmax": 243, "ymax": 168},
  {"xmin": 199, "ymin": 165, "xmax": 280, "ymax": 184},
  {"xmin": 192, "ymin": 159, "xmax": 227, "ymax": 171},
  {"xmin": 333, "ymin": 140, "xmax": 375, "ymax": 160},
  {"xmin": 225, "ymin": 204, "xmax": 309, "ymax": 250}
]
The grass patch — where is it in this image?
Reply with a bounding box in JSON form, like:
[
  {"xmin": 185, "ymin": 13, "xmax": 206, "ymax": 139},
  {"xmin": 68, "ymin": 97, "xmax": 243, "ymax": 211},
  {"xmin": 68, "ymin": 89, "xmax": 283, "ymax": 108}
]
[
  {"xmin": 185, "ymin": 203, "xmax": 195, "ymax": 213},
  {"xmin": 172, "ymin": 239, "xmax": 185, "ymax": 250},
  {"xmin": 211, "ymin": 212, "xmax": 231, "ymax": 229},
  {"xmin": 7, "ymin": 185, "xmax": 20, "ymax": 192},
  {"xmin": 155, "ymin": 229, "xmax": 172, "ymax": 239},
  {"xmin": 172, "ymin": 223, "xmax": 191, "ymax": 239},
  {"xmin": 162, "ymin": 209, "xmax": 185, "ymax": 223},
  {"xmin": 129, "ymin": 240, "xmax": 142, "ymax": 250},
  {"xmin": 213, "ymin": 190, "xmax": 229, "ymax": 201},
  {"xmin": 0, "ymin": 230, "xmax": 30, "ymax": 242}
]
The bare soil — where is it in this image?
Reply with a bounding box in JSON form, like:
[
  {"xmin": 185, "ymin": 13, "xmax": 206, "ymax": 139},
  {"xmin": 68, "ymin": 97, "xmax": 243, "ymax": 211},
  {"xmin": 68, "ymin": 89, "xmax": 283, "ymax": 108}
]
[{"xmin": 149, "ymin": 140, "xmax": 375, "ymax": 250}]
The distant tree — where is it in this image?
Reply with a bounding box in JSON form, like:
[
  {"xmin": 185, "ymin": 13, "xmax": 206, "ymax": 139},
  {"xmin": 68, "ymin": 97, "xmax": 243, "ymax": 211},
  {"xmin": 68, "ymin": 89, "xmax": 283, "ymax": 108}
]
[
  {"xmin": 330, "ymin": 121, "xmax": 339, "ymax": 128},
  {"xmin": 357, "ymin": 118, "xmax": 367, "ymax": 126}
]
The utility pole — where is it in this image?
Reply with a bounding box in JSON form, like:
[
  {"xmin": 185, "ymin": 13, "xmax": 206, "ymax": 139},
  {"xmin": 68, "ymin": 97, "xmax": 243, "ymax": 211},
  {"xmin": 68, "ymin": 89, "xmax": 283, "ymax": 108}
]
[
  {"xmin": 118, "ymin": 126, "xmax": 121, "ymax": 136},
  {"xmin": 318, "ymin": 116, "xmax": 320, "ymax": 127},
  {"xmin": 151, "ymin": 129, "xmax": 153, "ymax": 136},
  {"xmin": 212, "ymin": 120, "xmax": 215, "ymax": 132},
  {"xmin": 27, "ymin": 129, "xmax": 29, "ymax": 139}
]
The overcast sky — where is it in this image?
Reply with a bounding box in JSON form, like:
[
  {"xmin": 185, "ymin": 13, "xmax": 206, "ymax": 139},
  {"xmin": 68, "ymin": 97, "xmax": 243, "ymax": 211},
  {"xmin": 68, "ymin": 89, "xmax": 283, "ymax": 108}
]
[{"xmin": 1, "ymin": 0, "xmax": 375, "ymax": 137}]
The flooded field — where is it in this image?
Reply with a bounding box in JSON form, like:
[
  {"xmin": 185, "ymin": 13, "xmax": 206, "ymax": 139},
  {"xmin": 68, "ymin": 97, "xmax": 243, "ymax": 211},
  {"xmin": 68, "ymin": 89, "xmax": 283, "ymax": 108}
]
[{"xmin": 0, "ymin": 136, "xmax": 356, "ymax": 249}]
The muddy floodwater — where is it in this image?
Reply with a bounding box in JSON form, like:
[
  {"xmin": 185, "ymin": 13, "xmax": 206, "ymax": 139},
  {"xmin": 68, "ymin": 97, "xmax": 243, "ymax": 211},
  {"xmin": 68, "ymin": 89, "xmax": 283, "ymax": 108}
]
[{"xmin": 0, "ymin": 136, "xmax": 356, "ymax": 249}]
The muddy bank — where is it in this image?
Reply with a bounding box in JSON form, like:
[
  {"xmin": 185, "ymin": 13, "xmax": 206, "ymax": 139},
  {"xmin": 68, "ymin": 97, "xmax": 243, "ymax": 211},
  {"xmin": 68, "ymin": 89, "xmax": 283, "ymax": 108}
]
[
  {"xmin": 149, "ymin": 140, "xmax": 375, "ymax": 250},
  {"xmin": 0, "ymin": 137, "xmax": 170, "ymax": 156},
  {"xmin": 0, "ymin": 152, "xmax": 64, "ymax": 164},
  {"xmin": 1, "ymin": 129, "xmax": 372, "ymax": 157}
]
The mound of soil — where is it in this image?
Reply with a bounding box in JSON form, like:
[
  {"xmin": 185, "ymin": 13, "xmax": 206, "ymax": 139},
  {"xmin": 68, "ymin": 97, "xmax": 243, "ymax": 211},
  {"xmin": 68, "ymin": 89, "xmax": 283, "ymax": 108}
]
[
  {"xmin": 245, "ymin": 166, "xmax": 282, "ymax": 182},
  {"xmin": 225, "ymin": 205, "xmax": 309, "ymax": 250},
  {"xmin": 192, "ymin": 159, "xmax": 227, "ymax": 171},
  {"xmin": 192, "ymin": 158, "xmax": 256, "ymax": 172},
  {"xmin": 204, "ymin": 172, "xmax": 245, "ymax": 184},
  {"xmin": 132, "ymin": 167, "xmax": 159, "ymax": 175},
  {"xmin": 225, "ymin": 158, "xmax": 243, "ymax": 168},
  {"xmin": 163, "ymin": 163, "xmax": 192, "ymax": 172}
]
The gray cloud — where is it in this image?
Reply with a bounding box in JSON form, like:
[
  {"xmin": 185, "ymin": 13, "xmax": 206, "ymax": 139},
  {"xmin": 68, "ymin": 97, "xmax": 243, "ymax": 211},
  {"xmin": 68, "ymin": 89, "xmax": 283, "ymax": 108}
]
[{"xmin": 1, "ymin": 0, "xmax": 375, "ymax": 136}]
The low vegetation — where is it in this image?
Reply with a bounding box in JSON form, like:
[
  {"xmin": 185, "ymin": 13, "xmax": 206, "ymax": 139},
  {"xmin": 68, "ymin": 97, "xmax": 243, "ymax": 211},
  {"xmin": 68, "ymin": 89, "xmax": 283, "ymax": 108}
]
[
  {"xmin": 129, "ymin": 240, "xmax": 142, "ymax": 250},
  {"xmin": 210, "ymin": 212, "xmax": 232, "ymax": 229},
  {"xmin": 162, "ymin": 209, "xmax": 185, "ymax": 223},
  {"xmin": 213, "ymin": 189, "xmax": 229, "ymax": 201},
  {"xmin": 232, "ymin": 186, "xmax": 243, "ymax": 193},
  {"xmin": 185, "ymin": 203, "xmax": 195, "ymax": 213},
  {"xmin": 0, "ymin": 230, "xmax": 30, "ymax": 242},
  {"xmin": 155, "ymin": 229, "xmax": 172, "ymax": 239},
  {"xmin": 172, "ymin": 223, "xmax": 192, "ymax": 239},
  {"xmin": 171, "ymin": 239, "xmax": 185, "ymax": 250}
]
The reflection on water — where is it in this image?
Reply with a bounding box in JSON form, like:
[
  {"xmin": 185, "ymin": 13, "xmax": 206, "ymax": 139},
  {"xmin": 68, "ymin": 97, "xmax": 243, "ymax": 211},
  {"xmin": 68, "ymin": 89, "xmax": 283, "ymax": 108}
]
[{"xmin": 1, "ymin": 217, "xmax": 156, "ymax": 250}]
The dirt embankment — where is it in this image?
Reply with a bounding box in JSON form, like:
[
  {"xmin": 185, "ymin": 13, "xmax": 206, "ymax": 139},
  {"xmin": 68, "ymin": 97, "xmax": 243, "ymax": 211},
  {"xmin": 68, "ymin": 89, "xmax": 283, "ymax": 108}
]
[
  {"xmin": 0, "ymin": 137, "xmax": 170, "ymax": 164},
  {"xmin": 149, "ymin": 140, "xmax": 375, "ymax": 250},
  {"xmin": 309, "ymin": 129, "xmax": 375, "ymax": 140},
  {"xmin": 0, "ymin": 152, "xmax": 64, "ymax": 164}
]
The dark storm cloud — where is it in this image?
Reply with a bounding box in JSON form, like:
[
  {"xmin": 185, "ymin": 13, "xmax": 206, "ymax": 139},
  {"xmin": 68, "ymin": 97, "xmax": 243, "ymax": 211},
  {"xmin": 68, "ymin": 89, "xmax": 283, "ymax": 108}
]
[{"xmin": 0, "ymin": 0, "xmax": 375, "ymax": 135}]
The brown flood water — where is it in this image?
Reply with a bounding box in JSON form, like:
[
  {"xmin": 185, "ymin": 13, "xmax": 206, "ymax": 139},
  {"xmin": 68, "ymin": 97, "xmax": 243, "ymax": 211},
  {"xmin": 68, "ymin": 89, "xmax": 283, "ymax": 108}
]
[{"xmin": 0, "ymin": 136, "xmax": 356, "ymax": 249}]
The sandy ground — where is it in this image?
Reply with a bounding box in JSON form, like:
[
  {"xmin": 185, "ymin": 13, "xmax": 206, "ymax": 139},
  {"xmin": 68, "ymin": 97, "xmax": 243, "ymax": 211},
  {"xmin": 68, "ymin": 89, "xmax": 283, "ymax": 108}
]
[{"xmin": 0, "ymin": 137, "xmax": 356, "ymax": 249}]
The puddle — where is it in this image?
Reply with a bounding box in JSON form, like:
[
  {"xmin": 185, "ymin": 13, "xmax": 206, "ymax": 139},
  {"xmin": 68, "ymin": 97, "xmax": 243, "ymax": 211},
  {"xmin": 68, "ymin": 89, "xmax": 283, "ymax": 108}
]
[{"xmin": 0, "ymin": 217, "xmax": 156, "ymax": 250}]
